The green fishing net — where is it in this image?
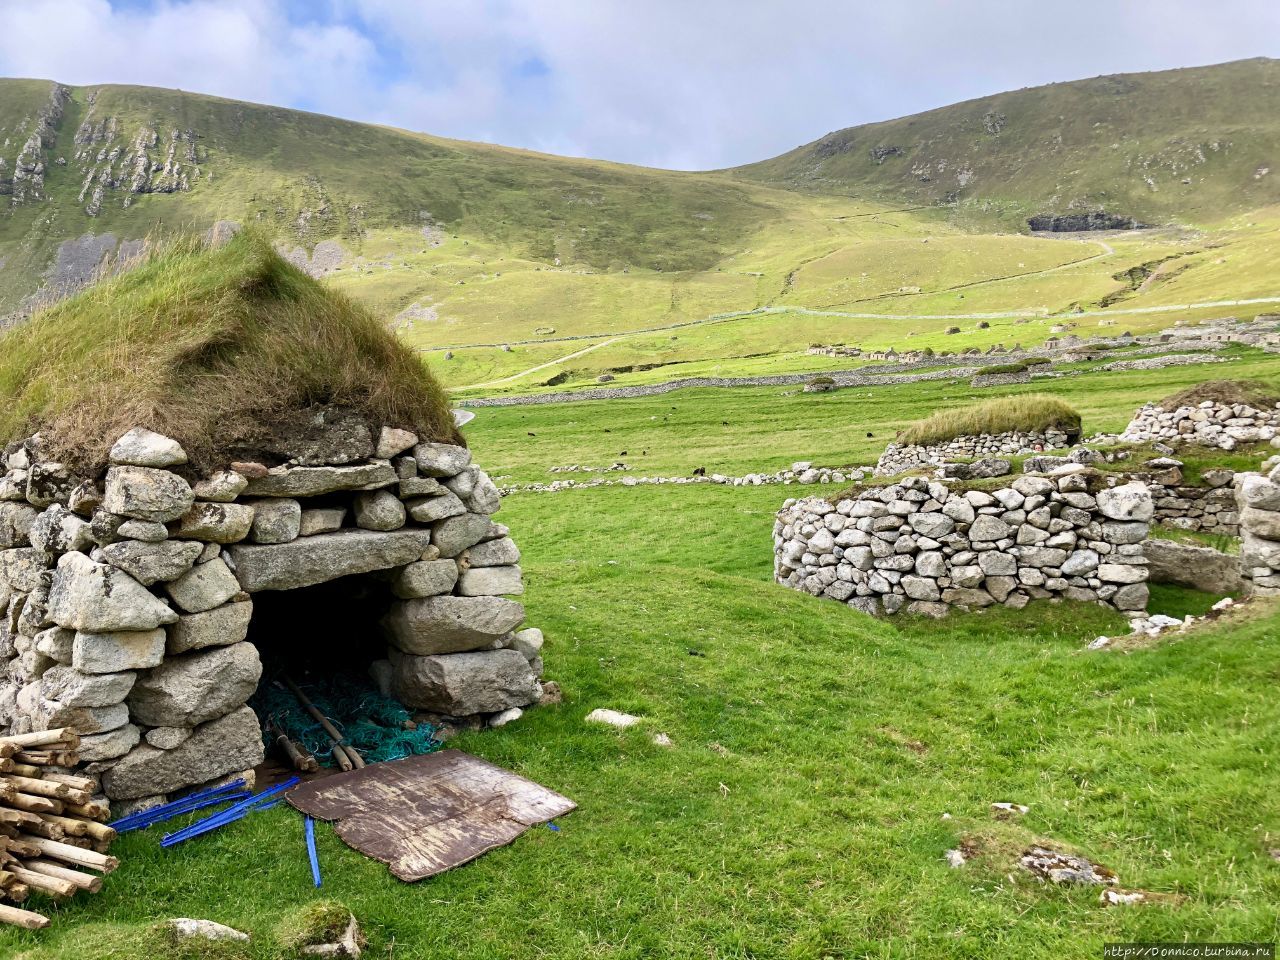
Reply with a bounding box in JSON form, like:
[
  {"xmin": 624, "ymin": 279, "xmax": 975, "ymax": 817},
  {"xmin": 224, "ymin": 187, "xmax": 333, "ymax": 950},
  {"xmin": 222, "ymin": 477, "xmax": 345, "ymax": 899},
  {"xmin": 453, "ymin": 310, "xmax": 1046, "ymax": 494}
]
[{"xmin": 253, "ymin": 674, "xmax": 442, "ymax": 767}]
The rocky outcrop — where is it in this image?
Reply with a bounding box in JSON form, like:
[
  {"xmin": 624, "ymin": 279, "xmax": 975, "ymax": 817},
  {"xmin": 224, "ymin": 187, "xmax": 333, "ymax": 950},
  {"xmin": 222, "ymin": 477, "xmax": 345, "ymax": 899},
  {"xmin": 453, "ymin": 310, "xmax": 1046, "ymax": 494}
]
[{"xmin": 1027, "ymin": 212, "xmax": 1148, "ymax": 232}]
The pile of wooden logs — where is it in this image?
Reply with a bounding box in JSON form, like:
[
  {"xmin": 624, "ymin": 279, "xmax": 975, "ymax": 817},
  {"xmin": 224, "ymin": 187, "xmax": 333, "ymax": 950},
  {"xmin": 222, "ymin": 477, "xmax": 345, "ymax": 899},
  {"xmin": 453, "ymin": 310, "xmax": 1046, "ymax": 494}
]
[{"xmin": 0, "ymin": 728, "xmax": 117, "ymax": 930}]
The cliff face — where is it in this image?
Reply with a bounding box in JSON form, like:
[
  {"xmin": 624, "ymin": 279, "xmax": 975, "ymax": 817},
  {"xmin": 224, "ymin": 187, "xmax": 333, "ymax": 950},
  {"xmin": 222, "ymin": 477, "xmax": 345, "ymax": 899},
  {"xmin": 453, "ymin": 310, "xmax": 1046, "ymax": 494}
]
[
  {"xmin": 72, "ymin": 92, "xmax": 201, "ymax": 216},
  {"xmin": 0, "ymin": 82, "xmax": 69, "ymax": 205}
]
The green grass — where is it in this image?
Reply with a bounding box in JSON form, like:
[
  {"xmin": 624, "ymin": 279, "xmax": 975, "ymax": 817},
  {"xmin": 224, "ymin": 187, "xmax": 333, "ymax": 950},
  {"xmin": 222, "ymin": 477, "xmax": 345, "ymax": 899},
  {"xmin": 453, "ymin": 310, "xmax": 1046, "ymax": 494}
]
[
  {"xmin": 2, "ymin": 484, "xmax": 1277, "ymax": 959},
  {"xmin": 459, "ymin": 348, "xmax": 1280, "ymax": 485},
  {"xmin": 899, "ymin": 394, "xmax": 1081, "ymax": 446},
  {"xmin": 0, "ymin": 231, "xmax": 458, "ymax": 470}
]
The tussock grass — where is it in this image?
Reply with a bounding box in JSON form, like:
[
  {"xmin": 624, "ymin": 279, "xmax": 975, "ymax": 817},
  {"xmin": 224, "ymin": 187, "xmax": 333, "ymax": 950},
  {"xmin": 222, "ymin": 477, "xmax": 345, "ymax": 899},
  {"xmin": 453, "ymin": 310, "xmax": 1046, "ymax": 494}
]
[
  {"xmin": 0, "ymin": 231, "xmax": 459, "ymax": 470},
  {"xmin": 899, "ymin": 394, "xmax": 1082, "ymax": 446},
  {"xmin": 1157, "ymin": 378, "xmax": 1280, "ymax": 411}
]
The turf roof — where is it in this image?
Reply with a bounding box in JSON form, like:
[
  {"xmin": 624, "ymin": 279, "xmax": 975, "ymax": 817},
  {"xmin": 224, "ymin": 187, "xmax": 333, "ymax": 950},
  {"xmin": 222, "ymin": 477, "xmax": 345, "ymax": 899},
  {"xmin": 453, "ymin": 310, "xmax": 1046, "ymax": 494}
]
[{"xmin": 0, "ymin": 231, "xmax": 461, "ymax": 471}]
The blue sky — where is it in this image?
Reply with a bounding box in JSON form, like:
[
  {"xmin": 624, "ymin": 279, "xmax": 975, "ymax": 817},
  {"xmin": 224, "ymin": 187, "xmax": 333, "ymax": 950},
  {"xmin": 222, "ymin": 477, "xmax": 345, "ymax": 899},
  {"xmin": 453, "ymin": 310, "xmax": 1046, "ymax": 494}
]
[{"xmin": 1, "ymin": 0, "xmax": 1278, "ymax": 169}]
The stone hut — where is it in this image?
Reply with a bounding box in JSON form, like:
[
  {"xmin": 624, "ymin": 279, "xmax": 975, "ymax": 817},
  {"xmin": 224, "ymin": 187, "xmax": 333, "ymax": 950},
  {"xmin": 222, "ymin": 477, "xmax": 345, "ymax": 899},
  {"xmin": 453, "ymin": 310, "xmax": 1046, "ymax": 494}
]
[{"xmin": 0, "ymin": 235, "xmax": 542, "ymax": 805}]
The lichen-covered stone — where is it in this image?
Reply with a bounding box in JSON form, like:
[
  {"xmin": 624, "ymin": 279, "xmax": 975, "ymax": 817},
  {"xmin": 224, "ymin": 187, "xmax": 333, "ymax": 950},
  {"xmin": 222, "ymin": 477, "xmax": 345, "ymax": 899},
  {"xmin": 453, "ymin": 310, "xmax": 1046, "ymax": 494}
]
[
  {"xmin": 102, "ymin": 466, "xmax": 194, "ymax": 523},
  {"xmin": 164, "ymin": 557, "xmax": 240, "ymax": 613},
  {"xmin": 49, "ymin": 552, "xmax": 178, "ymax": 632},
  {"xmin": 109, "ymin": 429, "xmax": 188, "ymax": 468},
  {"xmin": 174, "ymin": 502, "xmax": 255, "ymax": 543},
  {"xmin": 99, "ymin": 540, "xmax": 203, "ymax": 585},
  {"xmin": 166, "ymin": 599, "xmax": 252, "ymax": 654},
  {"xmin": 383, "ymin": 595, "xmax": 525, "ymax": 655},
  {"xmin": 227, "ymin": 529, "xmax": 432, "ymax": 591},
  {"xmin": 247, "ymin": 498, "xmax": 301, "ymax": 544},
  {"xmin": 389, "ymin": 648, "xmax": 539, "ymax": 715},
  {"xmin": 100, "ymin": 706, "xmax": 264, "ymax": 799},
  {"xmin": 127, "ymin": 642, "xmax": 261, "ymax": 727}
]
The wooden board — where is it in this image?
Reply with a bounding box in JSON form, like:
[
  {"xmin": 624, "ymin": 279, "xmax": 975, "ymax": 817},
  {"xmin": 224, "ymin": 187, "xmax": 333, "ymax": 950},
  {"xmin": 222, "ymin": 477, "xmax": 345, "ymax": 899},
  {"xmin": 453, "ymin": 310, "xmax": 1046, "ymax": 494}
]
[{"xmin": 285, "ymin": 750, "xmax": 575, "ymax": 881}]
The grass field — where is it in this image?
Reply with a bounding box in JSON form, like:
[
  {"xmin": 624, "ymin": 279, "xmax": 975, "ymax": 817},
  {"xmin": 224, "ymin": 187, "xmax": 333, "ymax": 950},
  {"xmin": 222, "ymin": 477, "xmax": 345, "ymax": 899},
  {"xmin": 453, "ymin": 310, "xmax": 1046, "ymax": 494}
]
[{"xmin": 0, "ymin": 482, "xmax": 1274, "ymax": 959}]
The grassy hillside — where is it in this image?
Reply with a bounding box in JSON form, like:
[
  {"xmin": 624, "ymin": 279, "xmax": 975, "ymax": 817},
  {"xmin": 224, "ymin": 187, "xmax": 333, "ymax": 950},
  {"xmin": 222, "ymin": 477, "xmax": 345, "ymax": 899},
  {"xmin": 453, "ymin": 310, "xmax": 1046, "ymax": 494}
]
[
  {"xmin": 734, "ymin": 58, "xmax": 1280, "ymax": 229},
  {"xmin": 0, "ymin": 79, "xmax": 793, "ymax": 311},
  {"xmin": 3, "ymin": 63, "xmax": 1280, "ymax": 395}
]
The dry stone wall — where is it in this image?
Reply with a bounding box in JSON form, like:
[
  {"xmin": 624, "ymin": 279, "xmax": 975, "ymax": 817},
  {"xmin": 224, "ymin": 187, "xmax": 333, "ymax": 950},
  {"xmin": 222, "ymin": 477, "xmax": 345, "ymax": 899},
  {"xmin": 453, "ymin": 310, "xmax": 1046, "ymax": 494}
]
[
  {"xmin": 774, "ymin": 473, "xmax": 1154, "ymax": 617},
  {"xmin": 1237, "ymin": 457, "xmax": 1280, "ymax": 596},
  {"xmin": 1119, "ymin": 400, "xmax": 1280, "ymax": 451},
  {"xmin": 875, "ymin": 429, "xmax": 1074, "ymax": 476},
  {"xmin": 0, "ymin": 419, "xmax": 541, "ymax": 803}
]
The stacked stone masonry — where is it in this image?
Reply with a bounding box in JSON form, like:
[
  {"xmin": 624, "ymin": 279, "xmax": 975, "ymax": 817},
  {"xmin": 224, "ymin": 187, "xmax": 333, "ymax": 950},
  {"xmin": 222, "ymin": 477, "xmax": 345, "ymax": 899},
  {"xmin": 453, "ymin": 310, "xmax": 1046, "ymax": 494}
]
[
  {"xmin": 1120, "ymin": 400, "xmax": 1280, "ymax": 451},
  {"xmin": 875, "ymin": 429, "xmax": 1074, "ymax": 476},
  {"xmin": 0, "ymin": 420, "xmax": 541, "ymax": 803},
  {"xmin": 774, "ymin": 473, "xmax": 1154, "ymax": 617},
  {"xmin": 1236, "ymin": 459, "xmax": 1280, "ymax": 596}
]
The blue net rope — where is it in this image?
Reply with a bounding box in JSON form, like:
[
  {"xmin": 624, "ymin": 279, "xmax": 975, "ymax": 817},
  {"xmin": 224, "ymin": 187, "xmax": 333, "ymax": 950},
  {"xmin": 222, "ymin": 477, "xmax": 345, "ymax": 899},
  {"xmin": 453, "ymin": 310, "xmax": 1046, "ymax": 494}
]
[{"xmin": 253, "ymin": 675, "xmax": 442, "ymax": 767}]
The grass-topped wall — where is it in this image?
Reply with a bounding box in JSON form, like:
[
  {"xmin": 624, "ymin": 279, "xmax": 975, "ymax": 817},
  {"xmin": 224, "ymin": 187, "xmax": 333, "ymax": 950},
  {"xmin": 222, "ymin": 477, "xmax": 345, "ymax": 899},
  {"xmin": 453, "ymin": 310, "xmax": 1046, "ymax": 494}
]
[{"xmin": 898, "ymin": 395, "xmax": 1082, "ymax": 447}]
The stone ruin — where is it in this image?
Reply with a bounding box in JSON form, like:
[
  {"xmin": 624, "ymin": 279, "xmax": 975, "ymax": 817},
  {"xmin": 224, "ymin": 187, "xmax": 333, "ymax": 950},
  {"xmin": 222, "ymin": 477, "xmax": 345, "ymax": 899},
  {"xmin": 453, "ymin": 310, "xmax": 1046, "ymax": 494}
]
[
  {"xmin": 1237, "ymin": 458, "xmax": 1280, "ymax": 596},
  {"xmin": 0, "ymin": 419, "xmax": 542, "ymax": 806},
  {"xmin": 875, "ymin": 428, "xmax": 1076, "ymax": 476},
  {"xmin": 1119, "ymin": 399, "xmax": 1280, "ymax": 451},
  {"xmin": 774, "ymin": 472, "xmax": 1154, "ymax": 617}
]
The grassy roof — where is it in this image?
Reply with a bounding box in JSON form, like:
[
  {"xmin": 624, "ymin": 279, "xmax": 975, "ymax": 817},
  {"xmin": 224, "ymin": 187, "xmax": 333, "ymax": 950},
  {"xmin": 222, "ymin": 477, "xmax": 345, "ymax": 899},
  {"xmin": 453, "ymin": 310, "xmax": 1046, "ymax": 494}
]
[
  {"xmin": 899, "ymin": 394, "xmax": 1082, "ymax": 446},
  {"xmin": 1157, "ymin": 379, "xmax": 1280, "ymax": 412},
  {"xmin": 0, "ymin": 231, "xmax": 460, "ymax": 470}
]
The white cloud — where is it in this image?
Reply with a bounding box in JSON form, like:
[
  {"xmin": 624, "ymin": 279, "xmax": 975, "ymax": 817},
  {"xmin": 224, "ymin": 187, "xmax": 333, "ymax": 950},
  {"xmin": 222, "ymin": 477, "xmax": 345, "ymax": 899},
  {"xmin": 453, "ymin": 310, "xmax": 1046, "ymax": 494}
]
[{"xmin": 0, "ymin": 0, "xmax": 1276, "ymax": 168}]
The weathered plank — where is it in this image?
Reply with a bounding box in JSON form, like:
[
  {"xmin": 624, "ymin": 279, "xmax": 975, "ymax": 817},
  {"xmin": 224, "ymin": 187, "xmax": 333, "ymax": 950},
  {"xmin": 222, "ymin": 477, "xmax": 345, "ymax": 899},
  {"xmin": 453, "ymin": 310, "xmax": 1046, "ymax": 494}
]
[{"xmin": 286, "ymin": 750, "xmax": 575, "ymax": 881}]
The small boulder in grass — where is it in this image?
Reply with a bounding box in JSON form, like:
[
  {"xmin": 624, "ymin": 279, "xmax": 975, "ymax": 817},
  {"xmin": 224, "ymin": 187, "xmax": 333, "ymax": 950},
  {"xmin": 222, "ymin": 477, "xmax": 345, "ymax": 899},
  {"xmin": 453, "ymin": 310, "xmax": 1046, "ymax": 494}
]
[
  {"xmin": 166, "ymin": 918, "xmax": 250, "ymax": 942},
  {"xmin": 585, "ymin": 708, "xmax": 641, "ymax": 729},
  {"xmin": 1020, "ymin": 846, "xmax": 1118, "ymax": 886},
  {"xmin": 990, "ymin": 802, "xmax": 1029, "ymax": 819}
]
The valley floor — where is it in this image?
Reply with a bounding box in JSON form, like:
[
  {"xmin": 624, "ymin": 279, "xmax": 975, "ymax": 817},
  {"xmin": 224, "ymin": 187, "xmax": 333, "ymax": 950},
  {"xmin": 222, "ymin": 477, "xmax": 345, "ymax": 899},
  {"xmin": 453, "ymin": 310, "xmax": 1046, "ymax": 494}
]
[{"xmin": 1, "ymin": 355, "xmax": 1278, "ymax": 959}]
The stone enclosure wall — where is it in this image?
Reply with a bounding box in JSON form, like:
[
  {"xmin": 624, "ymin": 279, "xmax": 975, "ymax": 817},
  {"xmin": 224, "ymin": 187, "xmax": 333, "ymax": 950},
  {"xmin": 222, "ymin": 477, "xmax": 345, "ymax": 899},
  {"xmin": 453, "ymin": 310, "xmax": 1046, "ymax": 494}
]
[
  {"xmin": 0, "ymin": 419, "xmax": 542, "ymax": 804},
  {"xmin": 774, "ymin": 474, "xmax": 1154, "ymax": 617},
  {"xmin": 1237, "ymin": 458, "xmax": 1280, "ymax": 595},
  {"xmin": 875, "ymin": 428, "xmax": 1074, "ymax": 476},
  {"xmin": 1120, "ymin": 400, "xmax": 1280, "ymax": 451}
]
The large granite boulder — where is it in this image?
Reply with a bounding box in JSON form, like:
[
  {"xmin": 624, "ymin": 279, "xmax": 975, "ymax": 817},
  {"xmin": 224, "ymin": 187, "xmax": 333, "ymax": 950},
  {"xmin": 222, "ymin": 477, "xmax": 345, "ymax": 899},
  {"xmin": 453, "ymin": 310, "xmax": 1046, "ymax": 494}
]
[
  {"xmin": 382, "ymin": 595, "xmax": 524, "ymax": 655},
  {"xmin": 108, "ymin": 429, "xmax": 188, "ymax": 468},
  {"xmin": 1096, "ymin": 483, "xmax": 1154, "ymax": 522},
  {"xmin": 72, "ymin": 628, "xmax": 167, "ymax": 674},
  {"xmin": 174, "ymin": 502, "xmax": 255, "ymax": 543},
  {"xmin": 102, "ymin": 466, "xmax": 194, "ymax": 522},
  {"xmin": 242, "ymin": 463, "xmax": 395, "ymax": 498},
  {"xmin": 99, "ymin": 540, "xmax": 203, "ymax": 586},
  {"xmin": 40, "ymin": 665, "xmax": 136, "ymax": 707},
  {"xmin": 127, "ymin": 642, "xmax": 261, "ymax": 727},
  {"xmin": 227, "ymin": 529, "xmax": 432, "ymax": 591},
  {"xmin": 414, "ymin": 442, "xmax": 471, "ymax": 478},
  {"xmin": 164, "ymin": 557, "xmax": 241, "ymax": 613},
  {"xmin": 100, "ymin": 706, "xmax": 265, "ymax": 799},
  {"xmin": 48, "ymin": 552, "xmax": 178, "ymax": 632},
  {"xmin": 167, "ymin": 600, "xmax": 252, "ymax": 654},
  {"xmin": 389, "ymin": 649, "xmax": 539, "ymax": 715}
]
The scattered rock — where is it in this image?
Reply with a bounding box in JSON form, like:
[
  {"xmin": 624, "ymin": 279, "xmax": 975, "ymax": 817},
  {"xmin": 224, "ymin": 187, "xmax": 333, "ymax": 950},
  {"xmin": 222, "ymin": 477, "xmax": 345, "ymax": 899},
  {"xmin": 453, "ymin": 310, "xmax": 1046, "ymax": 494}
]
[{"xmin": 585, "ymin": 708, "xmax": 641, "ymax": 729}]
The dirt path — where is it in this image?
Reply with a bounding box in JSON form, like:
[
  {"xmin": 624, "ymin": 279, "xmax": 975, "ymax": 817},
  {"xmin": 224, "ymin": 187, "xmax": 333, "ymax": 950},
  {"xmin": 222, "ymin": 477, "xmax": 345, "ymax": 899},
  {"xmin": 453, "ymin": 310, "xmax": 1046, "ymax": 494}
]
[{"xmin": 451, "ymin": 337, "xmax": 622, "ymax": 391}]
